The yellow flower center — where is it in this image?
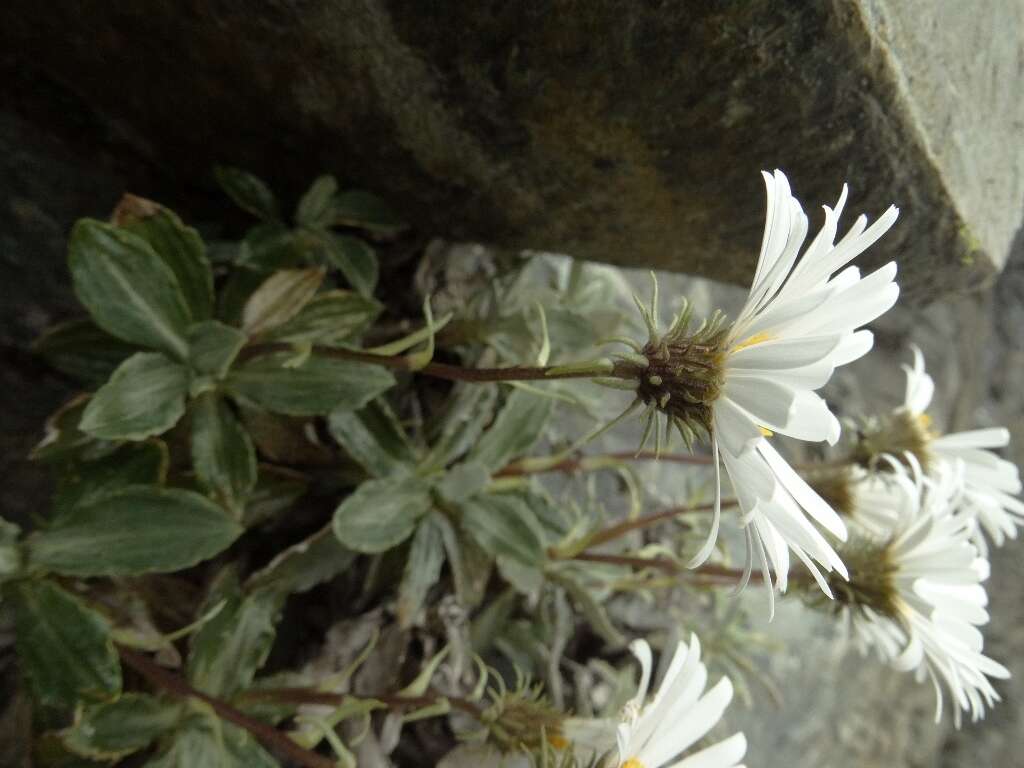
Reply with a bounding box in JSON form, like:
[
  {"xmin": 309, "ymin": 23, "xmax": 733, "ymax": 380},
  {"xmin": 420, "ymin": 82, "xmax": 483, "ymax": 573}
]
[
  {"xmin": 547, "ymin": 733, "xmax": 568, "ymax": 750},
  {"xmin": 759, "ymin": 426, "xmax": 774, "ymax": 437},
  {"xmin": 731, "ymin": 331, "xmax": 773, "ymax": 353},
  {"xmin": 622, "ymin": 760, "xmax": 645, "ymax": 768}
]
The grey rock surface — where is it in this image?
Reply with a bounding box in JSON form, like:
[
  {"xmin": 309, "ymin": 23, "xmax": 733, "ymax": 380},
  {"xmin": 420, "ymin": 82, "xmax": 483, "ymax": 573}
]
[{"xmin": 0, "ymin": 2, "xmax": 1017, "ymax": 300}]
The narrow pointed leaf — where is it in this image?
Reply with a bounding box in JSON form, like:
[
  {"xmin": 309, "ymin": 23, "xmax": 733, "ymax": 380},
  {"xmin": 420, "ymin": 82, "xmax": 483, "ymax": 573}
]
[
  {"xmin": 318, "ymin": 232, "xmax": 379, "ymax": 297},
  {"xmin": 333, "ymin": 476, "xmax": 433, "ymax": 553},
  {"xmin": 54, "ymin": 441, "xmax": 168, "ymax": 517},
  {"xmin": 61, "ymin": 694, "xmax": 182, "ymax": 760},
  {"xmin": 332, "ymin": 190, "xmax": 405, "ymax": 235},
  {"xmin": 242, "ymin": 267, "xmax": 325, "ymax": 336},
  {"xmin": 397, "ymin": 514, "xmax": 446, "ymax": 627},
  {"xmin": 190, "ymin": 393, "xmax": 257, "ymax": 513},
  {"xmin": 328, "ymin": 400, "xmax": 417, "ymax": 478},
  {"xmin": 69, "ymin": 219, "xmax": 192, "ymax": 359},
  {"xmin": 467, "ymin": 389, "xmax": 554, "ymax": 472},
  {"xmin": 295, "ymin": 175, "xmax": 339, "ymax": 227},
  {"xmin": 114, "ymin": 195, "xmax": 214, "ymax": 321},
  {"xmin": 79, "ymin": 353, "xmax": 189, "ymax": 441},
  {"xmin": 187, "ymin": 571, "xmax": 281, "ymax": 697},
  {"xmin": 33, "ymin": 318, "xmax": 139, "ymax": 387},
  {"xmin": 8, "ymin": 580, "xmax": 121, "ymax": 708},
  {"xmin": 227, "ymin": 353, "xmax": 394, "ymax": 416},
  {"xmin": 28, "ymin": 486, "xmax": 243, "ymax": 576},
  {"xmin": 265, "ymin": 290, "xmax": 382, "ymax": 346},
  {"xmin": 214, "ymin": 166, "xmax": 279, "ymax": 221},
  {"xmin": 459, "ymin": 494, "xmax": 546, "ymax": 568},
  {"xmin": 246, "ymin": 524, "xmax": 356, "ymax": 596}
]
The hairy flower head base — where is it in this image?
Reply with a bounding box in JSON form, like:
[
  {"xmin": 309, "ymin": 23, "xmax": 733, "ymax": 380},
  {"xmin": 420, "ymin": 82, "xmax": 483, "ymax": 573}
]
[
  {"xmin": 615, "ymin": 636, "xmax": 746, "ymax": 768},
  {"xmin": 834, "ymin": 463, "xmax": 1010, "ymax": 726},
  {"xmin": 609, "ymin": 170, "xmax": 899, "ymax": 610}
]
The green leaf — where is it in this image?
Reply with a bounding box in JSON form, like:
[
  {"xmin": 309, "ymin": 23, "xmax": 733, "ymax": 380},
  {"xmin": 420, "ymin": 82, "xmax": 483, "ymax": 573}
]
[
  {"xmin": 8, "ymin": 580, "xmax": 121, "ymax": 708},
  {"xmin": 61, "ymin": 694, "xmax": 181, "ymax": 760},
  {"xmin": 69, "ymin": 219, "xmax": 192, "ymax": 359},
  {"xmin": 246, "ymin": 524, "xmax": 356, "ymax": 596},
  {"xmin": 397, "ymin": 514, "xmax": 446, "ymax": 628},
  {"xmin": 0, "ymin": 518, "xmax": 21, "ymax": 580},
  {"xmin": 242, "ymin": 466, "xmax": 309, "ymax": 528},
  {"xmin": 237, "ymin": 223, "xmax": 306, "ymax": 271},
  {"xmin": 295, "ymin": 175, "xmax": 339, "ymax": 227},
  {"xmin": 227, "ymin": 353, "xmax": 395, "ymax": 416},
  {"xmin": 30, "ymin": 395, "xmax": 101, "ymax": 462},
  {"xmin": 332, "ymin": 476, "xmax": 433, "ymax": 553},
  {"xmin": 422, "ymin": 383, "xmax": 498, "ymax": 470},
  {"xmin": 187, "ymin": 571, "xmax": 281, "ymax": 697},
  {"xmin": 190, "ymin": 393, "xmax": 257, "ymax": 514},
  {"xmin": 435, "ymin": 461, "xmax": 491, "ymax": 504},
  {"xmin": 317, "ymin": 232, "xmax": 379, "ymax": 297},
  {"xmin": 242, "ymin": 267, "xmax": 325, "ymax": 336},
  {"xmin": 188, "ymin": 320, "xmax": 248, "ymax": 378},
  {"xmin": 549, "ymin": 573, "xmax": 626, "ymax": 647},
  {"xmin": 332, "ymin": 189, "xmax": 405, "ymax": 234},
  {"xmin": 115, "ymin": 196, "xmax": 214, "ymax": 322},
  {"xmin": 328, "ymin": 400, "xmax": 417, "ymax": 478},
  {"xmin": 145, "ymin": 711, "xmax": 278, "ymax": 768},
  {"xmin": 435, "ymin": 513, "xmax": 492, "ymax": 608},
  {"xmin": 467, "ymin": 389, "xmax": 554, "ymax": 472},
  {"xmin": 28, "ymin": 486, "xmax": 243, "ymax": 577},
  {"xmin": 459, "ymin": 494, "xmax": 546, "ymax": 568},
  {"xmin": 33, "ymin": 319, "xmax": 139, "ymax": 387},
  {"xmin": 54, "ymin": 441, "xmax": 168, "ymax": 517},
  {"xmin": 214, "ymin": 166, "xmax": 279, "ymax": 221},
  {"xmin": 265, "ymin": 290, "xmax": 382, "ymax": 346},
  {"xmin": 79, "ymin": 353, "xmax": 189, "ymax": 441}
]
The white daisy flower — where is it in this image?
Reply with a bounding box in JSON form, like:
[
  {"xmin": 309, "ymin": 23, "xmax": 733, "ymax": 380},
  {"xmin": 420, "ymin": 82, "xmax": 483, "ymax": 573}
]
[
  {"xmin": 606, "ymin": 170, "xmax": 899, "ymax": 611},
  {"xmin": 837, "ymin": 463, "xmax": 1010, "ymax": 726},
  {"xmin": 895, "ymin": 345, "xmax": 1024, "ymax": 549},
  {"xmin": 615, "ymin": 635, "xmax": 746, "ymax": 768}
]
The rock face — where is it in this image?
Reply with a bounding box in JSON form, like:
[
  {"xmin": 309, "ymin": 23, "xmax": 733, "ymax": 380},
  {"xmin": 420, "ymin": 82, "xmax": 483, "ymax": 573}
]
[{"xmin": 1, "ymin": 1, "xmax": 1020, "ymax": 301}]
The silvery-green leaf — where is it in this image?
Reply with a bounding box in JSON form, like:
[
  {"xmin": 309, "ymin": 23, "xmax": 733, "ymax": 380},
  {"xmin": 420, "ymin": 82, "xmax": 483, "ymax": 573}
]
[
  {"xmin": 317, "ymin": 232, "xmax": 378, "ymax": 297},
  {"xmin": 433, "ymin": 512, "xmax": 492, "ymax": 609},
  {"xmin": 227, "ymin": 353, "xmax": 394, "ymax": 416},
  {"xmin": 332, "ymin": 476, "xmax": 433, "ymax": 553},
  {"xmin": 33, "ymin": 319, "xmax": 139, "ymax": 387},
  {"xmin": 328, "ymin": 400, "xmax": 417, "ymax": 478},
  {"xmin": 468, "ymin": 587, "xmax": 518, "ymax": 655},
  {"xmin": 30, "ymin": 395, "xmax": 99, "ymax": 462},
  {"xmin": 459, "ymin": 494, "xmax": 546, "ymax": 568},
  {"xmin": 69, "ymin": 219, "xmax": 192, "ymax": 359},
  {"xmin": 241, "ymin": 466, "xmax": 309, "ymax": 528},
  {"xmin": 496, "ymin": 555, "xmax": 543, "ymax": 596},
  {"xmin": 397, "ymin": 514, "xmax": 446, "ymax": 628},
  {"xmin": 8, "ymin": 579, "xmax": 121, "ymax": 708},
  {"xmin": 187, "ymin": 570, "xmax": 281, "ymax": 697},
  {"xmin": 467, "ymin": 389, "xmax": 553, "ymax": 472},
  {"xmin": 332, "ymin": 189, "xmax": 404, "ymax": 235},
  {"xmin": 190, "ymin": 393, "xmax": 257, "ymax": 514},
  {"xmin": 422, "ymin": 382, "xmax": 498, "ymax": 471},
  {"xmin": 54, "ymin": 441, "xmax": 168, "ymax": 517},
  {"xmin": 549, "ymin": 573, "xmax": 626, "ymax": 647},
  {"xmin": 265, "ymin": 290, "xmax": 382, "ymax": 346},
  {"xmin": 295, "ymin": 175, "xmax": 339, "ymax": 227},
  {"xmin": 187, "ymin": 320, "xmax": 247, "ymax": 378},
  {"xmin": 435, "ymin": 461, "xmax": 491, "ymax": 504},
  {"xmin": 115, "ymin": 196, "xmax": 214, "ymax": 322},
  {"xmin": 60, "ymin": 694, "xmax": 181, "ymax": 760},
  {"xmin": 242, "ymin": 267, "xmax": 325, "ymax": 336},
  {"xmin": 79, "ymin": 353, "xmax": 189, "ymax": 441},
  {"xmin": 214, "ymin": 166, "xmax": 279, "ymax": 221},
  {"xmin": 145, "ymin": 712, "xmax": 277, "ymax": 768},
  {"xmin": 217, "ymin": 267, "xmax": 268, "ymax": 327},
  {"xmin": 245, "ymin": 524, "xmax": 355, "ymax": 596},
  {"xmin": 237, "ymin": 223, "xmax": 305, "ymax": 271},
  {"xmin": 28, "ymin": 486, "xmax": 242, "ymax": 577}
]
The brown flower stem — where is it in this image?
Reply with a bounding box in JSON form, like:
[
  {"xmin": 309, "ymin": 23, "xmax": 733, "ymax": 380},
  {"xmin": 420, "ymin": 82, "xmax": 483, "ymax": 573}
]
[
  {"xmin": 242, "ymin": 343, "xmax": 629, "ymax": 383},
  {"xmin": 496, "ymin": 450, "xmax": 714, "ymax": 477},
  {"xmin": 570, "ymin": 552, "xmax": 763, "ymax": 584},
  {"xmin": 235, "ymin": 687, "xmax": 484, "ymax": 719},
  {"xmin": 577, "ymin": 498, "xmax": 739, "ymax": 550},
  {"xmin": 117, "ymin": 647, "xmax": 335, "ymax": 768}
]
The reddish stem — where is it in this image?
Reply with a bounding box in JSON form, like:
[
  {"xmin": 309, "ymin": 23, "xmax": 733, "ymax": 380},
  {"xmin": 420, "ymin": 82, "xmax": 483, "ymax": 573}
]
[
  {"xmin": 581, "ymin": 499, "xmax": 738, "ymax": 549},
  {"xmin": 117, "ymin": 647, "xmax": 335, "ymax": 768}
]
